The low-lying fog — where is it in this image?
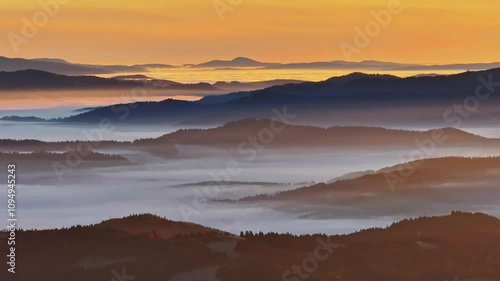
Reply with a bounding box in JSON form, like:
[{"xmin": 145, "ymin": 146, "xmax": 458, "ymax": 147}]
[
  {"xmin": 2, "ymin": 145, "xmax": 500, "ymax": 235},
  {"xmin": 3, "ymin": 101, "xmax": 500, "ymax": 141},
  {"xmin": 0, "ymin": 121, "xmax": 185, "ymax": 142},
  {"xmin": 2, "ymin": 120, "xmax": 500, "ymax": 142},
  {"xmin": 0, "ymin": 107, "xmax": 209, "ymax": 141}
]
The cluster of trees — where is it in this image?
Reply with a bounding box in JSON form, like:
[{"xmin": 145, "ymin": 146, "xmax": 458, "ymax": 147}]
[{"xmin": 0, "ymin": 150, "xmax": 127, "ymax": 161}]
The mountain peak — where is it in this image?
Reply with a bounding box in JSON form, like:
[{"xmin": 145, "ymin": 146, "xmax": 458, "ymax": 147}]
[
  {"xmin": 231, "ymin": 57, "xmax": 258, "ymax": 62},
  {"xmin": 33, "ymin": 58, "xmax": 70, "ymax": 64},
  {"xmin": 94, "ymin": 213, "xmax": 226, "ymax": 239},
  {"xmin": 194, "ymin": 57, "xmax": 267, "ymax": 68},
  {"xmin": 324, "ymin": 71, "xmax": 399, "ymax": 84}
]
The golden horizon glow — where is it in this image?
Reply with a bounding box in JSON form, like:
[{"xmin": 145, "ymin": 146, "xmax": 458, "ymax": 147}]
[{"xmin": 0, "ymin": 0, "xmax": 499, "ymax": 65}]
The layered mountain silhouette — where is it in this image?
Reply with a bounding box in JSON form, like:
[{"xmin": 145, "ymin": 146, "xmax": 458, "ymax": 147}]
[
  {"xmin": 0, "ymin": 69, "xmax": 138, "ymax": 89},
  {"xmin": 0, "ymin": 56, "xmax": 113, "ymax": 75},
  {"xmin": 36, "ymin": 67, "xmax": 500, "ymax": 125},
  {"xmin": 0, "ymin": 70, "xmax": 219, "ymax": 91},
  {"xmin": 0, "ymin": 69, "xmax": 303, "ymax": 92},
  {"xmin": 264, "ymin": 60, "xmax": 500, "ymax": 71},
  {"xmin": 4, "ymin": 55, "xmax": 499, "ymax": 76},
  {"xmin": 209, "ymin": 68, "xmax": 500, "ymax": 101},
  {"xmin": 2, "ymin": 120, "xmax": 498, "ymax": 154},
  {"xmin": 0, "ymin": 56, "xmax": 174, "ymax": 75},
  {"xmin": 212, "ymin": 79, "xmax": 304, "ymax": 92}
]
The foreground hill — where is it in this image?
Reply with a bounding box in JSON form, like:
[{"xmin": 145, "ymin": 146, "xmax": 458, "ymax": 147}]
[
  {"xmin": 1, "ymin": 212, "xmax": 499, "ymax": 281},
  {"xmin": 94, "ymin": 214, "xmax": 228, "ymax": 239}
]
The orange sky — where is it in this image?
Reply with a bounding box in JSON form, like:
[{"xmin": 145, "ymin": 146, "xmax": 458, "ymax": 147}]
[{"xmin": 1, "ymin": 0, "xmax": 499, "ymax": 65}]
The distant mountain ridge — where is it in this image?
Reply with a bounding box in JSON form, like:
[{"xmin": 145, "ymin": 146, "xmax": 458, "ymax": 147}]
[
  {"xmin": 191, "ymin": 57, "xmax": 500, "ymax": 71},
  {"xmin": 0, "ymin": 56, "xmax": 113, "ymax": 75},
  {"xmin": 0, "ymin": 70, "xmax": 220, "ymax": 91},
  {"xmin": 0, "ymin": 69, "xmax": 303, "ymax": 92},
  {"xmin": 3, "ymin": 56, "xmax": 500, "ymax": 76},
  {"xmin": 3, "ymin": 67, "xmax": 500, "ymax": 127},
  {"xmin": 0, "ymin": 69, "xmax": 138, "ymax": 89},
  {"xmin": 187, "ymin": 57, "xmax": 500, "ymax": 71},
  {"xmin": 54, "ymin": 67, "xmax": 500, "ymax": 125},
  {"xmin": 0, "ymin": 56, "xmax": 173, "ymax": 75},
  {"xmin": 193, "ymin": 57, "xmax": 279, "ymax": 68}
]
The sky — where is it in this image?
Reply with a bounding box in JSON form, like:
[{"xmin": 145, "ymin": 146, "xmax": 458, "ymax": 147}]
[{"xmin": 1, "ymin": 0, "xmax": 500, "ymax": 65}]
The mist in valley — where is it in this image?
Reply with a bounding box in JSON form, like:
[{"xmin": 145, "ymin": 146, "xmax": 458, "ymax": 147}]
[
  {"xmin": 2, "ymin": 95, "xmax": 500, "ymax": 235},
  {"xmin": 3, "ymin": 142, "xmax": 500, "ymax": 235}
]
